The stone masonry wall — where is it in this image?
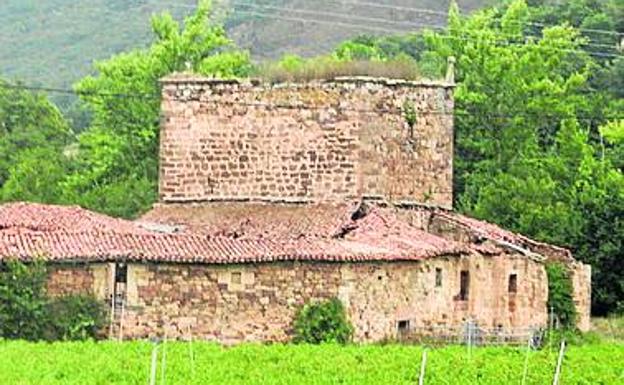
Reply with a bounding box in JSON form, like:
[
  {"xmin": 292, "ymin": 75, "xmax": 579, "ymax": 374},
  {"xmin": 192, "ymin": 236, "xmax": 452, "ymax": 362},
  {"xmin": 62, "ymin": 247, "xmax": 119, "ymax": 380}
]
[
  {"xmin": 100, "ymin": 254, "xmax": 548, "ymax": 343},
  {"xmin": 46, "ymin": 265, "xmax": 96, "ymax": 297},
  {"xmin": 159, "ymin": 77, "xmax": 454, "ymax": 207},
  {"xmin": 47, "ymin": 263, "xmax": 113, "ymax": 301},
  {"xmin": 422, "ymin": 211, "xmax": 592, "ymax": 331}
]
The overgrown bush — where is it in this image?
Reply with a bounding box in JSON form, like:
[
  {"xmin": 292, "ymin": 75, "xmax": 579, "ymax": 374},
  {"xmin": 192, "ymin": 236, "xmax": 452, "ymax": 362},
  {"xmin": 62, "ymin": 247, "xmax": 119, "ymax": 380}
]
[
  {"xmin": 293, "ymin": 298, "xmax": 353, "ymax": 344},
  {"xmin": 0, "ymin": 260, "xmax": 48, "ymax": 340},
  {"xmin": 45, "ymin": 295, "xmax": 107, "ymax": 341},
  {"xmin": 257, "ymin": 54, "xmax": 420, "ymax": 83},
  {"xmin": 0, "ymin": 260, "xmax": 107, "ymax": 341},
  {"xmin": 543, "ymin": 328, "xmax": 604, "ymax": 347},
  {"xmin": 546, "ymin": 262, "xmax": 577, "ymax": 330}
]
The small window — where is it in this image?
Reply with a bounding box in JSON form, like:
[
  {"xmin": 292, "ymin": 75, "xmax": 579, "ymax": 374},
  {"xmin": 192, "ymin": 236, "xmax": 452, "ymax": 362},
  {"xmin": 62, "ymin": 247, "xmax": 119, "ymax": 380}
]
[
  {"xmin": 231, "ymin": 272, "xmax": 242, "ymax": 284},
  {"xmin": 397, "ymin": 320, "xmax": 410, "ymax": 333},
  {"xmin": 459, "ymin": 270, "xmax": 470, "ymax": 301},
  {"xmin": 115, "ymin": 263, "xmax": 127, "ymax": 284},
  {"xmin": 508, "ymin": 274, "xmax": 518, "ymax": 294},
  {"xmin": 435, "ymin": 268, "xmax": 443, "ymax": 287}
]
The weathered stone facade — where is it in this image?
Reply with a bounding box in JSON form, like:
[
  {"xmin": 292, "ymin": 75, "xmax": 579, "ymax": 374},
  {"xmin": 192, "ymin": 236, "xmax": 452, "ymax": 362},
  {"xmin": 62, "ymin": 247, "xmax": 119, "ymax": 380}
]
[
  {"xmin": 426, "ymin": 208, "xmax": 591, "ymax": 331},
  {"xmin": 47, "ymin": 264, "xmax": 110, "ymax": 299},
  {"xmin": 159, "ymin": 77, "xmax": 454, "ymax": 208},
  {"xmin": 47, "ymin": 265, "xmax": 96, "ymax": 297},
  {"xmin": 11, "ymin": 71, "xmax": 590, "ymax": 344},
  {"xmin": 46, "ymin": 253, "xmax": 547, "ymax": 343}
]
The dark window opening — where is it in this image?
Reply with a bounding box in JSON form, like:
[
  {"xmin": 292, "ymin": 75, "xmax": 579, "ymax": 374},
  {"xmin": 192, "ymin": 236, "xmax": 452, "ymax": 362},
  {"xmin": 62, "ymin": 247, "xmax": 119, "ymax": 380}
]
[
  {"xmin": 508, "ymin": 274, "xmax": 518, "ymax": 294},
  {"xmin": 115, "ymin": 263, "xmax": 127, "ymax": 284},
  {"xmin": 459, "ymin": 270, "xmax": 470, "ymax": 301},
  {"xmin": 113, "ymin": 263, "xmax": 128, "ymax": 309},
  {"xmin": 397, "ymin": 320, "xmax": 410, "ymax": 333},
  {"xmin": 435, "ymin": 268, "xmax": 443, "ymax": 287},
  {"xmin": 378, "ymin": 275, "xmax": 383, "ymax": 281}
]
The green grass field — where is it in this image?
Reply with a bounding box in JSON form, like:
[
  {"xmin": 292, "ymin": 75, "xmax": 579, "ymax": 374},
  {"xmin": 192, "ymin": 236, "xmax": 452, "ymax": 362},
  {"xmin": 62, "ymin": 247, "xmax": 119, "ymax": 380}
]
[{"xmin": 0, "ymin": 341, "xmax": 622, "ymax": 385}]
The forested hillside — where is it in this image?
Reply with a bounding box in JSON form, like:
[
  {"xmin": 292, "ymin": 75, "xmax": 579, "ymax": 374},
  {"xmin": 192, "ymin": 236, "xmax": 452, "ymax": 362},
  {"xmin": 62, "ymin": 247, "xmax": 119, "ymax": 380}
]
[{"xmin": 0, "ymin": 0, "xmax": 486, "ymax": 96}]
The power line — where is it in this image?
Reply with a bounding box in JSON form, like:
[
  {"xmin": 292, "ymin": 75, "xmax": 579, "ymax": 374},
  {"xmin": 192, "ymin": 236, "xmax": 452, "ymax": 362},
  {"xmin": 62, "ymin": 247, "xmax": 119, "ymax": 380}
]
[
  {"xmin": 230, "ymin": 9, "xmax": 406, "ymax": 34},
  {"xmin": 0, "ymin": 83, "xmax": 158, "ymax": 100},
  {"xmin": 138, "ymin": 0, "xmax": 621, "ymax": 53},
  {"xmin": 230, "ymin": 2, "xmax": 447, "ymax": 31},
  {"xmin": 315, "ymin": 0, "xmax": 624, "ymax": 37},
  {"xmin": 3, "ymin": 0, "xmax": 621, "ymax": 69},
  {"xmin": 227, "ymin": 8, "xmax": 622, "ymax": 58},
  {"xmin": 227, "ymin": 2, "xmax": 622, "ymax": 53},
  {"xmin": 431, "ymin": 33, "xmax": 622, "ymax": 59}
]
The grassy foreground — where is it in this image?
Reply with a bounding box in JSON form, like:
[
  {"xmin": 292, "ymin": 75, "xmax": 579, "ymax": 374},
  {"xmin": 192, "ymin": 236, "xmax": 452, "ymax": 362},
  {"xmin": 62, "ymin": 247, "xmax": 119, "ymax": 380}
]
[{"xmin": 0, "ymin": 341, "xmax": 622, "ymax": 385}]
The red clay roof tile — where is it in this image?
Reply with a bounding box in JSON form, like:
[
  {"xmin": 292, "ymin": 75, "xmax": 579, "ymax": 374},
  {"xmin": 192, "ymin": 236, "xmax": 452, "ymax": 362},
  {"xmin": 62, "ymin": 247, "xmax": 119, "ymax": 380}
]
[
  {"xmin": 0, "ymin": 202, "xmax": 149, "ymax": 235},
  {"xmin": 0, "ymin": 202, "xmax": 468, "ymax": 264}
]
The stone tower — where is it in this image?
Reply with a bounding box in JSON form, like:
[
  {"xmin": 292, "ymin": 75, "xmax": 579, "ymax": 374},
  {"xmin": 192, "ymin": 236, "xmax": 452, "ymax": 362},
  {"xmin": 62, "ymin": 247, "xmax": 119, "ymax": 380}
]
[{"xmin": 159, "ymin": 74, "xmax": 455, "ymax": 208}]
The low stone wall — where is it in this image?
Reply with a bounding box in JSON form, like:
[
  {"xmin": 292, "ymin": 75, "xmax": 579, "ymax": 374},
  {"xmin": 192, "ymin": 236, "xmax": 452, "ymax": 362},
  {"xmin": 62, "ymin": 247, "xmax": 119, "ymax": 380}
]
[{"xmin": 104, "ymin": 254, "xmax": 548, "ymax": 343}]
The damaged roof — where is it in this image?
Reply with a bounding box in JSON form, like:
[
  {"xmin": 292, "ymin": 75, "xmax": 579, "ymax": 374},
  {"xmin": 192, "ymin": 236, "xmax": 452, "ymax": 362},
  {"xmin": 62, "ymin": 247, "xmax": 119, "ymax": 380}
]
[
  {"xmin": 0, "ymin": 202, "xmax": 468, "ymax": 264},
  {"xmin": 429, "ymin": 209, "xmax": 573, "ymax": 261},
  {"xmin": 138, "ymin": 201, "xmax": 360, "ymax": 239}
]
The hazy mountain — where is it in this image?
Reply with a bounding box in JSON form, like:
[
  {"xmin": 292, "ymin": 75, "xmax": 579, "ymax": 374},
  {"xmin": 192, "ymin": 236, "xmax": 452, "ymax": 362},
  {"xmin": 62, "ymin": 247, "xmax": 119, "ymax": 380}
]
[{"xmin": 0, "ymin": 0, "xmax": 489, "ymax": 90}]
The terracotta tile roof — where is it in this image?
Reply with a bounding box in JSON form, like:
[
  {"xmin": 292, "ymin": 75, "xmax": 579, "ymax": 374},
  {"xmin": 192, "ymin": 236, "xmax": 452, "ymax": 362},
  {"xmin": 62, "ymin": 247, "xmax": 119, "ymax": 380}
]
[
  {"xmin": 139, "ymin": 202, "xmax": 359, "ymax": 238},
  {"xmin": 432, "ymin": 210, "xmax": 572, "ymax": 260},
  {"xmin": 0, "ymin": 202, "xmax": 149, "ymax": 235},
  {"xmin": 0, "ymin": 230, "xmax": 464, "ymax": 264},
  {"xmin": 0, "ymin": 202, "xmax": 468, "ymax": 264},
  {"xmin": 344, "ymin": 207, "xmax": 467, "ymax": 255}
]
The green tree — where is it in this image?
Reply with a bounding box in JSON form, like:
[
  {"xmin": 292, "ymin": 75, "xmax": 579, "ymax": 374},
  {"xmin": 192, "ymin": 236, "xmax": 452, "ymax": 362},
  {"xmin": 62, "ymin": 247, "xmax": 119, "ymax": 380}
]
[
  {"xmin": 65, "ymin": 0, "xmax": 251, "ymax": 218},
  {"xmin": 0, "ymin": 260, "xmax": 48, "ymax": 340},
  {"xmin": 0, "ymin": 79, "xmax": 70, "ymax": 192},
  {"xmin": 419, "ymin": 0, "xmax": 624, "ymax": 314},
  {"xmin": 1, "ymin": 147, "xmax": 68, "ymax": 204}
]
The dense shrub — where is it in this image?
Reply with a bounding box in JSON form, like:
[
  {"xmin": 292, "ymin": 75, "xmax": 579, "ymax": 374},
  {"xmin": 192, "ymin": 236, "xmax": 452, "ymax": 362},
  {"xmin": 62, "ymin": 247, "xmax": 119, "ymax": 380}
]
[
  {"xmin": 546, "ymin": 262, "xmax": 577, "ymax": 330},
  {"xmin": 0, "ymin": 260, "xmax": 48, "ymax": 340},
  {"xmin": 0, "ymin": 260, "xmax": 107, "ymax": 341},
  {"xmin": 45, "ymin": 295, "xmax": 108, "ymax": 341},
  {"xmin": 293, "ymin": 298, "xmax": 353, "ymax": 344}
]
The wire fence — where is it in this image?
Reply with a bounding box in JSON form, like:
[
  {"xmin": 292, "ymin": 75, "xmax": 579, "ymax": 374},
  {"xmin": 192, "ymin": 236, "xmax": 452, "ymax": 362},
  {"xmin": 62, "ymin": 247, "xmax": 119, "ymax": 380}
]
[{"xmin": 397, "ymin": 320, "xmax": 547, "ymax": 348}]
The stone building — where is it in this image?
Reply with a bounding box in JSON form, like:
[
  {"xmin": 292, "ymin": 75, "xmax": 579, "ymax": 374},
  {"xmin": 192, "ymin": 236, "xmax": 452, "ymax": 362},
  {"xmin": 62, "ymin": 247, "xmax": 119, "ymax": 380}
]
[{"xmin": 0, "ymin": 72, "xmax": 591, "ymax": 343}]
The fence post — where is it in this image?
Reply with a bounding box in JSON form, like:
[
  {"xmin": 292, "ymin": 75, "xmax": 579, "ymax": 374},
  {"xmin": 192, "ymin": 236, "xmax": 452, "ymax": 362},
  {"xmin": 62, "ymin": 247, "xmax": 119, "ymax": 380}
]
[
  {"xmin": 161, "ymin": 330, "xmax": 168, "ymax": 385},
  {"xmin": 466, "ymin": 320, "xmax": 473, "ymax": 358},
  {"xmin": 552, "ymin": 340, "xmax": 566, "ymax": 385},
  {"xmin": 149, "ymin": 343, "xmax": 159, "ymax": 385},
  {"xmin": 549, "ymin": 307, "xmax": 555, "ymax": 351},
  {"xmin": 521, "ymin": 337, "xmax": 531, "ymax": 385},
  {"xmin": 188, "ymin": 325, "xmax": 195, "ymax": 378},
  {"xmin": 418, "ymin": 349, "xmax": 428, "ymax": 385}
]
